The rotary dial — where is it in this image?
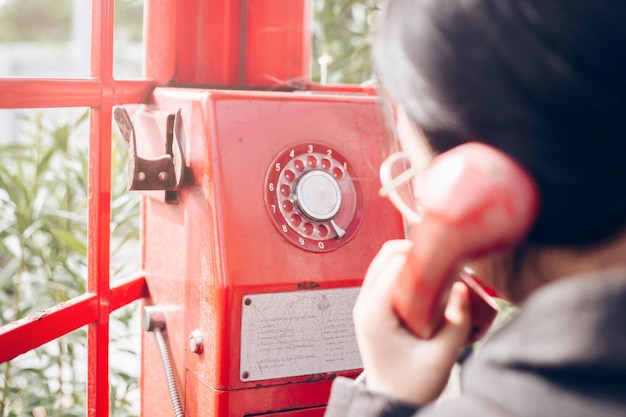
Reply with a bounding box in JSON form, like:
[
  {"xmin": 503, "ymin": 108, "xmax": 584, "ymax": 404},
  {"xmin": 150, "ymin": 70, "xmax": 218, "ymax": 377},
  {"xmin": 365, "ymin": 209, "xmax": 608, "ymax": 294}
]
[{"xmin": 264, "ymin": 143, "xmax": 363, "ymax": 252}]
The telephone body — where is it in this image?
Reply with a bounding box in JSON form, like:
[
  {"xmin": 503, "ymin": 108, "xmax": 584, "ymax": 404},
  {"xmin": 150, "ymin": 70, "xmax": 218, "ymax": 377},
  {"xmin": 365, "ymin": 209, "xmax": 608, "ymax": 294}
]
[{"xmin": 135, "ymin": 86, "xmax": 405, "ymax": 416}]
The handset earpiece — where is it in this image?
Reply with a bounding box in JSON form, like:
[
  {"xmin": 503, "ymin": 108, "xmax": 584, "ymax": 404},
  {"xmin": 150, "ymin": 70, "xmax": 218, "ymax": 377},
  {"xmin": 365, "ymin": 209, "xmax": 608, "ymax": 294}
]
[{"xmin": 392, "ymin": 142, "xmax": 540, "ymax": 341}]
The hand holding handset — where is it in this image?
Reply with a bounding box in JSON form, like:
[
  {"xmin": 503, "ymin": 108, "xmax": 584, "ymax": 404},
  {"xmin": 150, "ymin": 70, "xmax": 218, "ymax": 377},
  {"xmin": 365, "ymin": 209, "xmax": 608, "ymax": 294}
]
[{"xmin": 392, "ymin": 142, "xmax": 540, "ymax": 342}]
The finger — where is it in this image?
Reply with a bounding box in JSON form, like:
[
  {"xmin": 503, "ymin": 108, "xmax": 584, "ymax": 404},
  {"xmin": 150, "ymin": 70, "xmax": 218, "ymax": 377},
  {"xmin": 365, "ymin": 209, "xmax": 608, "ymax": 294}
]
[
  {"xmin": 354, "ymin": 249, "xmax": 409, "ymax": 330},
  {"xmin": 438, "ymin": 281, "xmax": 473, "ymax": 349},
  {"xmin": 360, "ymin": 239, "xmax": 412, "ymax": 295}
]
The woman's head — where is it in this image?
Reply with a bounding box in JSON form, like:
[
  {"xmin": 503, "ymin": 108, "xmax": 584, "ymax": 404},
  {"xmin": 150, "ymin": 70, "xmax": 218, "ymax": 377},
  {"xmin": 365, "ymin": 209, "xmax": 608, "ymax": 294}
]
[{"xmin": 375, "ymin": 0, "xmax": 626, "ymax": 247}]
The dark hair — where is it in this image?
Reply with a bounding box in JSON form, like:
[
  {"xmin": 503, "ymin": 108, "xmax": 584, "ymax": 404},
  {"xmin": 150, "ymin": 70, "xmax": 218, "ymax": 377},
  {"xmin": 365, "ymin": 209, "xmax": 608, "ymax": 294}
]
[{"xmin": 374, "ymin": 0, "xmax": 626, "ymax": 246}]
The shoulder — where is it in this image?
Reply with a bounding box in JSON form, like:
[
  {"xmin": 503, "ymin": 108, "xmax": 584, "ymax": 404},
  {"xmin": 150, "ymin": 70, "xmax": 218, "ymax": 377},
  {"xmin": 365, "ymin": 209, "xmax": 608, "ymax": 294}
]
[{"xmin": 325, "ymin": 376, "xmax": 419, "ymax": 417}]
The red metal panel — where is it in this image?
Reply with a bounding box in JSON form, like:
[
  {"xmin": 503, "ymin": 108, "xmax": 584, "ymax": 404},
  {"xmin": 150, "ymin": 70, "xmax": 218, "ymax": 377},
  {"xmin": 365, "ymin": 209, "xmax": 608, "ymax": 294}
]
[
  {"xmin": 0, "ymin": 78, "xmax": 102, "ymax": 108},
  {"xmin": 111, "ymin": 80, "xmax": 156, "ymax": 105},
  {"xmin": 138, "ymin": 87, "xmax": 405, "ymax": 416},
  {"xmin": 111, "ymin": 272, "xmax": 149, "ymax": 311},
  {"xmin": 0, "ymin": 294, "xmax": 98, "ymax": 364},
  {"xmin": 144, "ymin": 0, "xmax": 176, "ymax": 85},
  {"xmin": 184, "ymin": 375, "xmax": 334, "ymax": 416},
  {"xmin": 245, "ymin": 0, "xmax": 311, "ymax": 86},
  {"xmin": 0, "ymin": 78, "xmax": 153, "ymax": 109},
  {"xmin": 175, "ymin": 0, "xmax": 242, "ymax": 85},
  {"xmin": 173, "ymin": 0, "xmax": 199, "ymax": 84},
  {"xmin": 248, "ymin": 408, "xmax": 325, "ymax": 417},
  {"xmin": 171, "ymin": 0, "xmax": 311, "ymax": 87},
  {"xmin": 88, "ymin": 0, "xmax": 115, "ymax": 415}
]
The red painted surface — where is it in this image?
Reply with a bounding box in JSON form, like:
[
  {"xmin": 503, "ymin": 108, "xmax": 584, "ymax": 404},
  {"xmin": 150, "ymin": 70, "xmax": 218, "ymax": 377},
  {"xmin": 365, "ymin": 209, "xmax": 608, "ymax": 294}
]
[
  {"xmin": 0, "ymin": 78, "xmax": 153, "ymax": 109},
  {"xmin": 111, "ymin": 272, "xmax": 149, "ymax": 311},
  {"xmin": 137, "ymin": 87, "xmax": 404, "ymax": 416},
  {"xmin": 165, "ymin": 0, "xmax": 311, "ymax": 87},
  {"xmin": 244, "ymin": 0, "xmax": 311, "ymax": 86},
  {"xmin": 87, "ymin": 1, "xmax": 115, "ymax": 415},
  {"xmin": 0, "ymin": 294, "xmax": 98, "ymax": 364},
  {"xmin": 144, "ymin": 0, "xmax": 176, "ymax": 85}
]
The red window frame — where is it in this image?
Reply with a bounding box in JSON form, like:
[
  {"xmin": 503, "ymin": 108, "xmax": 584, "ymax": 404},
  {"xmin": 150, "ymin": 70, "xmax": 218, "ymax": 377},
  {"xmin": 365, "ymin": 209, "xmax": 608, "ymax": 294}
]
[{"xmin": 0, "ymin": 1, "xmax": 151, "ymax": 415}]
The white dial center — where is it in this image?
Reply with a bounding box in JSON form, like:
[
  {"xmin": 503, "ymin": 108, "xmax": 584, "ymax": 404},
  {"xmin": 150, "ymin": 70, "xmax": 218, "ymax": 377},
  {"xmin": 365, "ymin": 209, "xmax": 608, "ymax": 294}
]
[{"xmin": 296, "ymin": 170, "xmax": 342, "ymax": 221}]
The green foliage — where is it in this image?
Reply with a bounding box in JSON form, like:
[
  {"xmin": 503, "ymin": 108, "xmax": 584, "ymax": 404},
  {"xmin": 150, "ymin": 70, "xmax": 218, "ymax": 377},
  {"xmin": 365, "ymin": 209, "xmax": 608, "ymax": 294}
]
[
  {"xmin": 0, "ymin": 111, "xmax": 89, "ymax": 322},
  {"xmin": 0, "ymin": 110, "xmax": 140, "ymax": 417},
  {"xmin": 312, "ymin": 0, "xmax": 388, "ymax": 84}
]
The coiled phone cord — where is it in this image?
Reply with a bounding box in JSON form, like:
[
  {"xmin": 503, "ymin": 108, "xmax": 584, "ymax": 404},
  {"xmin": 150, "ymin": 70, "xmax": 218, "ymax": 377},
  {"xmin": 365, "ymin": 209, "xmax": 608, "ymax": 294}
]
[
  {"xmin": 154, "ymin": 327, "xmax": 185, "ymax": 417},
  {"xmin": 143, "ymin": 306, "xmax": 185, "ymax": 417}
]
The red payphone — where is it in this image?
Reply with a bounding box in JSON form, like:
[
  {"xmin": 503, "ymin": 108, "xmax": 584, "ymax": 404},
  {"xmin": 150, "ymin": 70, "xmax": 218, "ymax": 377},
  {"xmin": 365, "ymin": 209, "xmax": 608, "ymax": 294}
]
[
  {"xmin": 118, "ymin": 1, "xmax": 405, "ymax": 416},
  {"xmin": 125, "ymin": 88, "xmax": 403, "ymax": 417}
]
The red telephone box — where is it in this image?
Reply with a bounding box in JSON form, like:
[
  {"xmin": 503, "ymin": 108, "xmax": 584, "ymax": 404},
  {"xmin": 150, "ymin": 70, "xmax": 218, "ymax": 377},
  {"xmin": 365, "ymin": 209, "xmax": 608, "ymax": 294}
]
[{"xmin": 0, "ymin": 1, "xmax": 403, "ymax": 416}]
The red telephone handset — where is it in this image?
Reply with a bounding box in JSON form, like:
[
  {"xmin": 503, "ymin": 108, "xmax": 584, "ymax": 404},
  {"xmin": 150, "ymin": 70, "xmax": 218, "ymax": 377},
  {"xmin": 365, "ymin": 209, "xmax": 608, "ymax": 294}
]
[{"xmin": 392, "ymin": 142, "xmax": 540, "ymax": 342}]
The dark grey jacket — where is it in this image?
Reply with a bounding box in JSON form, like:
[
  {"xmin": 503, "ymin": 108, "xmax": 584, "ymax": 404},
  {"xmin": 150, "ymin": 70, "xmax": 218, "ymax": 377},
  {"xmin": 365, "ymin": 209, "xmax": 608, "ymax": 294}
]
[{"xmin": 324, "ymin": 273, "xmax": 626, "ymax": 417}]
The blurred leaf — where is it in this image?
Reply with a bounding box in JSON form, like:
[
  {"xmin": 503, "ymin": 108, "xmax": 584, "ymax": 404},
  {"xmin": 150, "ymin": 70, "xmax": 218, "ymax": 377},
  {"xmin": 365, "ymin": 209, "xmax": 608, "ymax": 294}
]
[
  {"xmin": 49, "ymin": 228, "xmax": 87, "ymax": 257},
  {"xmin": 312, "ymin": 0, "xmax": 386, "ymax": 84},
  {"xmin": 0, "ymin": 110, "xmax": 140, "ymax": 416}
]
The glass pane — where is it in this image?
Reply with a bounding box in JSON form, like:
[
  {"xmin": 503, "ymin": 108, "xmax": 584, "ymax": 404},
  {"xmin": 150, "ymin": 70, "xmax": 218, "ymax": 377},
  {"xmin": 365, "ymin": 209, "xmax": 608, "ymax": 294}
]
[
  {"xmin": 110, "ymin": 304, "xmax": 141, "ymax": 416},
  {"xmin": 0, "ymin": 0, "xmax": 145, "ymax": 79},
  {"xmin": 0, "ymin": 0, "xmax": 91, "ymax": 78},
  {"xmin": 114, "ymin": 0, "xmax": 144, "ymax": 78},
  {"xmin": 312, "ymin": 0, "xmax": 388, "ymax": 84},
  {"xmin": 0, "ymin": 108, "xmax": 89, "ymax": 319},
  {"xmin": 0, "ymin": 329, "xmax": 87, "ymax": 416},
  {"xmin": 111, "ymin": 121, "xmax": 140, "ymax": 280}
]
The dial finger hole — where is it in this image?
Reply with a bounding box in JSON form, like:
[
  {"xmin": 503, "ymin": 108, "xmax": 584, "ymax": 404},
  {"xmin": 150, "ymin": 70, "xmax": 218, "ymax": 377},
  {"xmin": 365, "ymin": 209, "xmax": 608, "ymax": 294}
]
[
  {"xmin": 280, "ymin": 184, "xmax": 291, "ymax": 197},
  {"xmin": 282, "ymin": 200, "xmax": 294, "ymax": 212},
  {"xmin": 318, "ymin": 224, "xmax": 329, "ymax": 238},
  {"xmin": 307, "ymin": 155, "xmax": 318, "ymax": 168},
  {"xmin": 303, "ymin": 223, "xmax": 314, "ymax": 235},
  {"xmin": 294, "ymin": 159, "xmax": 305, "ymax": 172},
  {"xmin": 321, "ymin": 158, "xmax": 332, "ymax": 170},
  {"xmin": 290, "ymin": 213, "xmax": 302, "ymax": 227},
  {"xmin": 283, "ymin": 169, "xmax": 295, "ymax": 182},
  {"xmin": 332, "ymin": 167, "xmax": 344, "ymax": 180}
]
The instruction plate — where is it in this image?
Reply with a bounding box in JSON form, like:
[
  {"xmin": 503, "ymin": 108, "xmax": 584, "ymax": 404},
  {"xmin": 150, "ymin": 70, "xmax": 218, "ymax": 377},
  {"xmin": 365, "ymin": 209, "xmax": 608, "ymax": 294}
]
[{"xmin": 240, "ymin": 287, "xmax": 362, "ymax": 381}]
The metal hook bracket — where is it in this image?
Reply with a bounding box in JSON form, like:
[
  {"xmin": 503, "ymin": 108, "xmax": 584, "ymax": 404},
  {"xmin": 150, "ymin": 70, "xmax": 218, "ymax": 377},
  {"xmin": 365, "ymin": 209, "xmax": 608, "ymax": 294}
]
[{"xmin": 114, "ymin": 107, "xmax": 185, "ymax": 198}]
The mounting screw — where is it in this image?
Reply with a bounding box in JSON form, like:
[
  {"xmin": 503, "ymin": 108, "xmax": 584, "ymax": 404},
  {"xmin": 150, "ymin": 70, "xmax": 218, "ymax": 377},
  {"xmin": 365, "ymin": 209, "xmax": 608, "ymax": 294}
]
[{"xmin": 189, "ymin": 329, "xmax": 204, "ymax": 354}]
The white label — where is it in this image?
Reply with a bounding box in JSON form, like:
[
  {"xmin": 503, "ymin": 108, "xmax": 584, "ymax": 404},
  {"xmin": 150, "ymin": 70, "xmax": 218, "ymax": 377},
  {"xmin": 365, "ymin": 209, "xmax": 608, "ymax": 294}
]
[{"xmin": 240, "ymin": 287, "xmax": 362, "ymax": 381}]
